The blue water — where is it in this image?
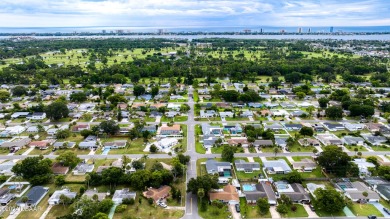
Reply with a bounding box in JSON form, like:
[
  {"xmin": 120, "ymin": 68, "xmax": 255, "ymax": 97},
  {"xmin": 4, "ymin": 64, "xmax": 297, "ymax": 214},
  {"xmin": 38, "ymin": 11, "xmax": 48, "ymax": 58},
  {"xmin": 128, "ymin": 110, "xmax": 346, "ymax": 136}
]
[
  {"xmin": 0, "ymin": 140, "xmax": 4, "ymax": 145},
  {"xmin": 102, "ymin": 148, "xmax": 110, "ymax": 155},
  {"xmin": 242, "ymin": 184, "xmax": 255, "ymax": 192},
  {"xmin": 0, "ymin": 26, "xmax": 389, "ymax": 33}
]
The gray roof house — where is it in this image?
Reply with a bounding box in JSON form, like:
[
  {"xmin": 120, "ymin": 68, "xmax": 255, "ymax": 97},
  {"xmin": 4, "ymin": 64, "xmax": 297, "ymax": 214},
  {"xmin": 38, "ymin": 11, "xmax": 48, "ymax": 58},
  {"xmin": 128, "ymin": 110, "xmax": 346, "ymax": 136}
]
[
  {"xmin": 263, "ymin": 159, "xmax": 292, "ymax": 174},
  {"xmin": 53, "ymin": 141, "xmax": 76, "ymax": 149},
  {"xmin": 244, "ymin": 182, "xmax": 277, "ymax": 205},
  {"xmin": 205, "ymin": 159, "xmax": 232, "ymax": 183},
  {"xmin": 274, "ymin": 181, "xmax": 311, "ymax": 203},
  {"xmin": 72, "ymin": 162, "xmax": 94, "ymax": 175},
  {"xmin": 253, "ymin": 140, "xmax": 274, "ymax": 147},
  {"xmin": 342, "ymin": 182, "xmax": 380, "ymax": 202},
  {"xmin": 0, "ymin": 189, "xmax": 15, "ymax": 206},
  {"xmin": 0, "ymin": 161, "xmax": 16, "ymax": 176},
  {"xmin": 112, "ymin": 188, "xmax": 137, "ymax": 204},
  {"xmin": 362, "ymin": 134, "xmax": 387, "ymax": 146},
  {"xmin": 342, "ymin": 136, "xmax": 365, "ymax": 145},
  {"xmin": 234, "ymin": 160, "xmax": 260, "ymax": 173},
  {"xmin": 283, "ymin": 123, "xmax": 303, "ymax": 131},
  {"xmin": 16, "ymin": 186, "xmax": 49, "ymax": 207},
  {"xmin": 264, "ymin": 123, "xmax": 283, "ymax": 131},
  {"xmin": 323, "ymin": 122, "xmax": 345, "ymax": 131}
]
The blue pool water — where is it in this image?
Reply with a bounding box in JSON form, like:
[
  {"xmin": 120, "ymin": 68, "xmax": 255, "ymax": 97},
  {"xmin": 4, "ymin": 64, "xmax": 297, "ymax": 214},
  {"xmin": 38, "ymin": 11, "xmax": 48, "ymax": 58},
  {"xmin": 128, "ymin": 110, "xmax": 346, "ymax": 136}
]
[
  {"xmin": 102, "ymin": 148, "xmax": 110, "ymax": 155},
  {"xmin": 0, "ymin": 140, "xmax": 4, "ymax": 145},
  {"xmin": 242, "ymin": 184, "xmax": 255, "ymax": 192},
  {"xmin": 8, "ymin": 185, "xmax": 16, "ymax": 190}
]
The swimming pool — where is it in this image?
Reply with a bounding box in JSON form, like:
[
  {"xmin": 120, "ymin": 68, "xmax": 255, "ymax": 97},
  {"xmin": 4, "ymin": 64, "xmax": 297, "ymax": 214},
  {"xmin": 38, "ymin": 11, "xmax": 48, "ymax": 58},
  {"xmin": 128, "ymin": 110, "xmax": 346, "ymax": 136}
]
[
  {"xmin": 242, "ymin": 184, "xmax": 255, "ymax": 192},
  {"xmin": 0, "ymin": 140, "xmax": 4, "ymax": 145}
]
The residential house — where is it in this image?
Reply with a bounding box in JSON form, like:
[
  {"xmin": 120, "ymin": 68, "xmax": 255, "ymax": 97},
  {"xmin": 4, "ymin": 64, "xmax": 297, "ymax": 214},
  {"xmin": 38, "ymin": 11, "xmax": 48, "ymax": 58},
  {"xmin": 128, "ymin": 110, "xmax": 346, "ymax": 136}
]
[
  {"xmin": 366, "ymin": 123, "xmax": 383, "ymax": 133},
  {"xmin": 11, "ymin": 112, "xmax": 30, "ymax": 119},
  {"xmin": 338, "ymin": 181, "xmax": 379, "ymax": 202},
  {"xmin": 51, "ymin": 162, "xmax": 70, "ymax": 175},
  {"xmin": 274, "ymin": 181, "xmax": 311, "ymax": 203},
  {"xmin": 223, "ymin": 124, "xmax": 242, "ymax": 135},
  {"xmin": 275, "ymin": 136, "xmax": 289, "ymax": 148},
  {"xmin": 343, "ymin": 136, "xmax": 365, "ymax": 145},
  {"xmin": 103, "ymin": 140, "xmax": 127, "ymax": 149},
  {"xmin": 142, "ymin": 125, "xmax": 157, "ymax": 133},
  {"xmin": 240, "ymin": 111, "xmax": 254, "ymax": 118},
  {"xmin": 253, "ymin": 140, "xmax": 274, "ymax": 147},
  {"xmin": 200, "ymin": 110, "xmax": 218, "ymax": 118},
  {"xmin": 48, "ymin": 189, "xmax": 77, "ymax": 205},
  {"xmin": 72, "ymin": 124, "xmax": 90, "ymax": 132},
  {"xmin": 0, "ymin": 138, "xmax": 31, "ymax": 150},
  {"xmin": 323, "ymin": 122, "xmax": 345, "ymax": 131},
  {"xmin": 298, "ymin": 138, "xmax": 321, "ymax": 147},
  {"xmin": 167, "ymin": 103, "xmax": 181, "ymax": 111},
  {"xmin": 143, "ymin": 186, "xmax": 171, "ymax": 202},
  {"xmin": 315, "ymin": 133, "xmax": 343, "ymax": 146},
  {"xmin": 263, "ymin": 159, "xmax": 292, "ymax": 174},
  {"xmin": 206, "ymin": 159, "xmax": 232, "ymax": 183},
  {"xmin": 201, "ymin": 123, "xmax": 222, "ymax": 136},
  {"xmin": 29, "ymin": 141, "xmax": 50, "ymax": 150},
  {"xmin": 290, "ymin": 110, "xmax": 306, "ymax": 117},
  {"xmin": 227, "ymin": 137, "xmax": 249, "ymax": 147},
  {"xmin": 72, "ymin": 162, "xmax": 94, "ymax": 175},
  {"xmin": 264, "ymin": 123, "xmax": 284, "ymax": 131},
  {"xmin": 344, "ymin": 123, "xmax": 366, "ymax": 132},
  {"xmin": 234, "ymin": 160, "xmax": 260, "ymax": 173},
  {"xmin": 291, "ymin": 159, "xmax": 317, "ymax": 172},
  {"xmin": 30, "ymin": 112, "xmax": 46, "ymax": 120},
  {"xmin": 283, "ymin": 123, "xmax": 303, "ymax": 131},
  {"xmin": 209, "ymin": 185, "xmax": 239, "ymax": 204},
  {"xmin": 361, "ymin": 134, "xmax": 387, "ymax": 146},
  {"xmin": 353, "ymin": 158, "xmax": 376, "ymax": 177},
  {"xmin": 83, "ymin": 190, "xmax": 107, "ymax": 201},
  {"xmin": 248, "ymin": 103, "xmax": 263, "ymax": 108},
  {"xmin": 165, "ymin": 111, "xmax": 180, "ymax": 118},
  {"xmin": 0, "ymin": 161, "xmax": 15, "ymax": 176},
  {"xmin": 0, "ymin": 189, "xmax": 15, "ymax": 206},
  {"xmin": 158, "ymin": 124, "xmax": 182, "ymax": 137},
  {"xmin": 244, "ymin": 182, "xmax": 277, "ymax": 205},
  {"xmin": 112, "ymin": 188, "xmax": 136, "ymax": 204},
  {"xmin": 312, "ymin": 124, "xmax": 326, "ymax": 132},
  {"xmin": 53, "ymin": 141, "xmax": 76, "ymax": 149},
  {"xmin": 16, "ymin": 186, "xmax": 49, "ymax": 207},
  {"xmin": 219, "ymin": 111, "xmax": 234, "ymax": 118}
]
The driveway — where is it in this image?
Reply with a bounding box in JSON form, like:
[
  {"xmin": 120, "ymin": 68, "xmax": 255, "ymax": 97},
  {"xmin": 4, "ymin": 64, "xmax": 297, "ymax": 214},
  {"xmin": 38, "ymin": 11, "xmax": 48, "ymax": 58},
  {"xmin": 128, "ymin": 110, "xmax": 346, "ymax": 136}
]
[
  {"xmin": 229, "ymin": 204, "xmax": 240, "ymax": 219},
  {"xmin": 371, "ymin": 202, "xmax": 389, "ymax": 217},
  {"xmin": 302, "ymin": 204, "xmax": 318, "ymax": 218},
  {"xmin": 269, "ymin": 206, "xmax": 280, "ymax": 218}
]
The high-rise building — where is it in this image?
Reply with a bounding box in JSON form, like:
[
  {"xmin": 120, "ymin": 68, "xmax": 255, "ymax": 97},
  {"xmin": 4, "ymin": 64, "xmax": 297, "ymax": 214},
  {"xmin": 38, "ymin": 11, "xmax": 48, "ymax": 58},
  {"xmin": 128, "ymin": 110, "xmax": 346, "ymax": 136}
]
[
  {"xmin": 298, "ymin": 27, "xmax": 302, "ymax": 33},
  {"xmin": 157, "ymin": 29, "xmax": 164, "ymax": 35},
  {"xmin": 243, "ymin": 29, "xmax": 251, "ymax": 34},
  {"xmin": 308, "ymin": 28, "xmax": 311, "ymax": 33},
  {"xmin": 330, "ymin": 27, "xmax": 334, "ymax": 33},
  {"xmin": 260, "ymin": 28, "xmax": 263, "ymax": 33},
  {"xmin": 102, "ymin": 30, "xmax": 106, "ymax": 34}
]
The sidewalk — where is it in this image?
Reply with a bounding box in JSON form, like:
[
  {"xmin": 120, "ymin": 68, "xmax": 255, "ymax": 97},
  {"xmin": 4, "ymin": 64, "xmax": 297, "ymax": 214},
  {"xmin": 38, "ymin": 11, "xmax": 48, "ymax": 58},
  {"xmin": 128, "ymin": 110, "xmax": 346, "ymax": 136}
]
[
  {"xmin": 39, "ymin": 205, "xmax": 54, "ymax": 219},
  {"xmin": 269, "ymin": 206, "xmax": 280, "ymax": 219}
]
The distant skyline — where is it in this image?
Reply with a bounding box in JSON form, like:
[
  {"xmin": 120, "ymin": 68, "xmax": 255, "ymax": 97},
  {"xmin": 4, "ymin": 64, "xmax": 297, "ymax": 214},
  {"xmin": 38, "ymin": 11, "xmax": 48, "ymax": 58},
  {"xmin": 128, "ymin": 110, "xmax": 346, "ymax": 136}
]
[{"xmin": 0, "ymin": 0, "xmax": 389, "ymax": 27}]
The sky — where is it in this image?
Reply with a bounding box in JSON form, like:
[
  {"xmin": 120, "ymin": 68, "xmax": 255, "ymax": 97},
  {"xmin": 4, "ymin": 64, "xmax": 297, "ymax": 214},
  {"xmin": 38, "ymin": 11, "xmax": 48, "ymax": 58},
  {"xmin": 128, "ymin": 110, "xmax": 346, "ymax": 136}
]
[{"xmin": 0, "ymin": 0, "xmax": 389, "ymax": 27}]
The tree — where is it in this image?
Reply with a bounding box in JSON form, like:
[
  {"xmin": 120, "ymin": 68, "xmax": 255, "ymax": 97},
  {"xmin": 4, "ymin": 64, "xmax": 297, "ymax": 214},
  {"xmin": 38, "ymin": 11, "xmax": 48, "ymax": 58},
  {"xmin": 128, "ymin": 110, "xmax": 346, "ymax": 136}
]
[
  {"xmin": 56, "ymin": 129, "xmax": 71, "ymax": 139},
  {"xmin": 284, "ymin": 171, "xmax": 302, "ymax": 183},
  {"xmin": 45, "ymin": 101, "xmax": 69, "ymax": 121},
  {"xmin": 98, "ymin": 199, "xmax": 114, "ymax": 213},
  {"xmin": 362, "ymin": 191, "xmax": 368, "ymax": 198},
  {"xmin": 56, "ymin": 151, "xmax": 81, "ymax": 168},
  {"xmin": 132, "ymin": 160, "xmax": 144, "ymax": 170},
  {"xmin": 151, "ymin": 86, "xmax": 159, "ymax": 98},
  {"xmin": 276, "ymin": 204, "xmax": 289, "ymax": 214},
  {"xmin": 150, "ymin": 144, "xmax": 158, "ymax": 153},
  {"xmin": 273, "ymin": 147, "xmax": 280, "ymax": 157},
  {"xmin": 133, "ymin": 85, "xmax": 146, "ymax": 97},
  {"xmin": 0, "ymin": 90, "xmax": 10, "ymax": 102},
  {"xmin": 180, "ymin": 104, "xmax": 190, "ymax": 113},
  {"xmin": 318, "ymin": 97, "xmax": 329, "ymax": 108},
  {"xmin": 70, "ymin": 92, "xmax": 87, "ymax": 102},
  {"xmin": 92, "ymin": 213, "xmax": 109, "ymax": 219},
  {"xmin": 325, "ymin": 106, "xmax": 343, "ymax": 119},
  {"xmin": 107, "ymin": 94, "xmax": 126, "ymax": 106},
  {"xmin": 187, "ymin": 174, "xmax": 219, "ymax": 195},
  {"xmin": 99, "ymin": 120, "xmax": 120, "ymax": 136},
  {"xmin": 299, "ymin": 127, "xmax": 314, "ymax": 137},
  {"xmin": 12, "ymin": 156, "xmax": 52, "ymax": 185},
  {"xmin": 257, "ymin": 198, "xmax": 270, "ymax": 215},
  {"xmin": 197, "ymin": 188, "xmax": 205, "ymax": 204},
  {"xmin": 296, "ymin": 92, "xmax": 306, "ymax": 100},
  {"xmin": 306, "ymin": 105, "xmax": 315, "ymax": 116},
  {"xmin": 348, "ymin": 104, "xmax": 375, "ymax": 118},
  {"xmin": 221, "ymin": 146, "xmax": 235, "ymax": 162},
  {"xmin": 101, "ymin": 167, "xmax": 124, "ymax": 187},
  {"xmin": 317, "ymin": 145, "xmax": 352, "ymax": 177},
  {"xmin": 12, "ymin": 86, "xmax": 28, "ymax": 97},
  {"xmin": 55, "ymin": 175, "xmax": 66, "ymax": 186},
  {"xmin": 314, "ymin": 188, "xmax": 345, "ymax": 213}
]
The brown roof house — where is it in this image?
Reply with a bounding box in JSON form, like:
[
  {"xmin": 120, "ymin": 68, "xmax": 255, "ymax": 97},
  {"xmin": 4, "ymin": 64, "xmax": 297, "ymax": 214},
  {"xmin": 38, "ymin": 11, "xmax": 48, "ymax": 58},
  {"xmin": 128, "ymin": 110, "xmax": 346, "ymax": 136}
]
[
  {"xmin": 227, "ymin": 137, "xmax": 249, "ymax": 147},
  {"xmin": 209, "ymin": 184, "xmax": 239, "ymax": 204},
  {"xmin": 29, "ymin": 141, "xmax": 50, "ymax": 150},
  {"xmin": 143, "ymin": 185, "xmax": 171, "ymax": 203},
  {"xmin": 51, "ymin": 162, "xmax": 70, "ymax": 175}
]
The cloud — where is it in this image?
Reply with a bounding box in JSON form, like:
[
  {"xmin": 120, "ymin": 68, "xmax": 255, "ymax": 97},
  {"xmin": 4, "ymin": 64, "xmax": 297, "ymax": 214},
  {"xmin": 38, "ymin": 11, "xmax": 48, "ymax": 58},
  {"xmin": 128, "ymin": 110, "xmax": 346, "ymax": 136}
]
[{"xmin": 0, "ymin": 0, "xmax": 388, "ymax": 27}]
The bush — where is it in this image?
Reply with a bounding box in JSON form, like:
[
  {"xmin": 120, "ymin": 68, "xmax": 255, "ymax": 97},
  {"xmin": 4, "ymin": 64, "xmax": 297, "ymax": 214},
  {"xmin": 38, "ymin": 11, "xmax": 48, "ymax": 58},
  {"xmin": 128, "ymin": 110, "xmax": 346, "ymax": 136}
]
[
  {"xmin": 115, "ymin": 204, "xmax": 127, "ymax": 213},
  {"xmin": 276, "ymin": 204, "xmax": 289, "ymax": 214},
  {"xmin": 122, "ymin": 198, "xmax": 135, "ymax": 205},
  {"xmin": 148, "ymin": 198, "xmax": 154, "ymax": 205},
  {"xmin": 291, "ymin": 205, "xmax": 297, "ymax": 212},
  {"xmin": 79, "ymin": 186, "xmax": 85, "ymax": 195}
]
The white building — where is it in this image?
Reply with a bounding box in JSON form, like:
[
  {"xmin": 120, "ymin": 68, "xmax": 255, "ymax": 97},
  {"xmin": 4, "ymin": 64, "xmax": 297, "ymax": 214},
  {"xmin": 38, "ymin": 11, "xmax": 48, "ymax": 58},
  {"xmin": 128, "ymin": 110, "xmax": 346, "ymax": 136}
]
[{"xmin": 48, "ymin": 189, "xmax": 77, "ymax": 205}]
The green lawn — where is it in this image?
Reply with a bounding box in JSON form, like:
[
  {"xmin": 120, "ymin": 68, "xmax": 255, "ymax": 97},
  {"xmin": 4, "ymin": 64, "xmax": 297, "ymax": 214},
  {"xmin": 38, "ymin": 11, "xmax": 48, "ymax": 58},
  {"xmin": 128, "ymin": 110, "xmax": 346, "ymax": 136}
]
[
  {"xmin": 196, "ymin": 142, "xmax": 207, "ymax": 154},
  {"xmin": 225, "ymin": 117, "xmax": 249, "ymax": 121},
  {"xmin": 197, "ymin": 158, "xmax": 208, "ymax": 176},
  {"xmin": 29, "ymin": 147, "xmax": 52, "ymax": 155},
  {"xmin": 300, "ymin": 168, "xmax": 325, "ymax": 178},
  {"xmin": 193, "ymin": 91, "xmax": 199, "ymax": 102},
  {"xmin": 239, "ymin": 197, "xmax": 271, "ymax": 218},
  {"xmin": 198, "ymin": 202, "xmax": 231, "ymax": 219},
  {"xmin": 288, "ymin": 143, "xmax": 315, "ymax": 152},
  {"xmin": 350, "ymin": 203, "xmax": 383, "ymax": 217},
  {"xmin": 292, "ymin": 156, "xmax": 312, "ymax": 161},
  {"xmin": 371, "ymin": 145, "xmax": 390, "ymax": 151},
  {"xmin": 283, "ymin": 204, "xmax": 308, "ymax": 218},
  {"xmin": 108, "ymin": 138, "xmax": 147, "ymax": 154}
]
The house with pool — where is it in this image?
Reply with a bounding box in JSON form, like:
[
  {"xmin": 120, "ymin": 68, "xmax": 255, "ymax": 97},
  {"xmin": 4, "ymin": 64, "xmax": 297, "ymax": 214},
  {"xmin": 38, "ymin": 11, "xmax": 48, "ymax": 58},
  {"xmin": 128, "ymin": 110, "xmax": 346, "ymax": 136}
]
[
  {"xmin": 205, "ymin": 159, "xmax": 232, "ymax": 183},
  {"xmin": 274, "ymin": 181, "xmax": 311, "ymax": 203},
  {"xmin": 243, "ymin": 182, "xmax": 277, "ymax": 205}
]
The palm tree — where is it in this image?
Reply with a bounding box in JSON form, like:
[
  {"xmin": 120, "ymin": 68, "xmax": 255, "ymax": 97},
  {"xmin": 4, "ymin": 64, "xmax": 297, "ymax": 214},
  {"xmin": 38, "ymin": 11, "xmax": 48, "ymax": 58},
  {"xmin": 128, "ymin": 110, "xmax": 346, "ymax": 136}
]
[
  {"xmin": 141, "ymin": 154, "xmax": 149, "ymax": 162},
  {"xmin": 306, "ymin": 106, "xmax": 315, "ymax": 117},
  {"xmin": 85, "ymin": 175, "xmax": 91, "ymax": 189},
  {"xmin": 273, "ymin": 147, "xmax": 280, "ymax": 157},
  {"xmin": 197, "ymin": 188, "xmax": 205, "ymax": 204}
]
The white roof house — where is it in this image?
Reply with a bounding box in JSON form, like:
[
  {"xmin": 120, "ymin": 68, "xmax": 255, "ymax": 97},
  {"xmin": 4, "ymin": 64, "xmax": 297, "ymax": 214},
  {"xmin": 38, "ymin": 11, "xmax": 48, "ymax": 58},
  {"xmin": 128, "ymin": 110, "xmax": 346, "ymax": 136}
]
[
  {"xmin": 48, "ymin": 189, "xmax": 77, "ymax": 205},
  {"xmin": 352, "ymin": 158, "xmax": 376, "ymax": 177},
  {"xmin": 112, "ymin": 188, "xmax": 136, "ymax": 204}
]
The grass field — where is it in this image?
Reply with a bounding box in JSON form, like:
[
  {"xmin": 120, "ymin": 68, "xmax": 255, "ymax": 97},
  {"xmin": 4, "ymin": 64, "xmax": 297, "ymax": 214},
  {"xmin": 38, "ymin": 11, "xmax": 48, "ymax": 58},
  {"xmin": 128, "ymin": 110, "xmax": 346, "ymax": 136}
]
[
  {"xmin": 239, "ymin": 197, "xmax": 271, "ymax": 218},
  {"xmin": 350, "ymin": 203, "xmax": 383, "ymax": 217},
  {"xmin": 284, "ymin": 204, "xmax": 308, "ymax": 218}
]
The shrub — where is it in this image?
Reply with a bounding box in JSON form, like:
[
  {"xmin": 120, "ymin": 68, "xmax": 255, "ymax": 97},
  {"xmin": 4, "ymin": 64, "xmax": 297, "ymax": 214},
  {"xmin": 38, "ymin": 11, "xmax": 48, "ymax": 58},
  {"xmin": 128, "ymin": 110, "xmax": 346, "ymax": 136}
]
[
  {"xmin": 291, "ymin": 205, "xmax": 297, "ymax": 212},
  {"xmin": 115, "ymin": 204, "xmax": 127, "ymax": 213},
  {"xmin": 148, "ymin": 198, "xmax": 154, "ymax": 205},
  {"xmin": 122, "ymin": 198, "xmax": 135, "ymax": 205}
]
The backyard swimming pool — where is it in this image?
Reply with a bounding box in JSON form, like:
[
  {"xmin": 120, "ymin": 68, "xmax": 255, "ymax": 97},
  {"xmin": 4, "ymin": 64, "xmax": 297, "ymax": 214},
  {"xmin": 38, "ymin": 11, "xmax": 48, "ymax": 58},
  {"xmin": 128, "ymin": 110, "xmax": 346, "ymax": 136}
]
[{"xmin": 242, "ymin": 184, "xmax": 255, "ymax": 192}]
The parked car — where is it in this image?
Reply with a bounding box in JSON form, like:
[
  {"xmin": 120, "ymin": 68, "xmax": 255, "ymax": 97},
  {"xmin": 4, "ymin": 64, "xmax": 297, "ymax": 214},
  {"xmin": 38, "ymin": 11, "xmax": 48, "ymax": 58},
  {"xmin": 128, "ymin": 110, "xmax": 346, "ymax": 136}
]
[
  {"xmin": 383, "ymin": 208, "xmax": 390, "ymax": 215},
  {"xmin": 368, "ymin": 215, "xmax": 377, "ymax": 219},
  {"xmin": 235, "ymin": 204, "xmax": 240, "ymax": 213}
]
